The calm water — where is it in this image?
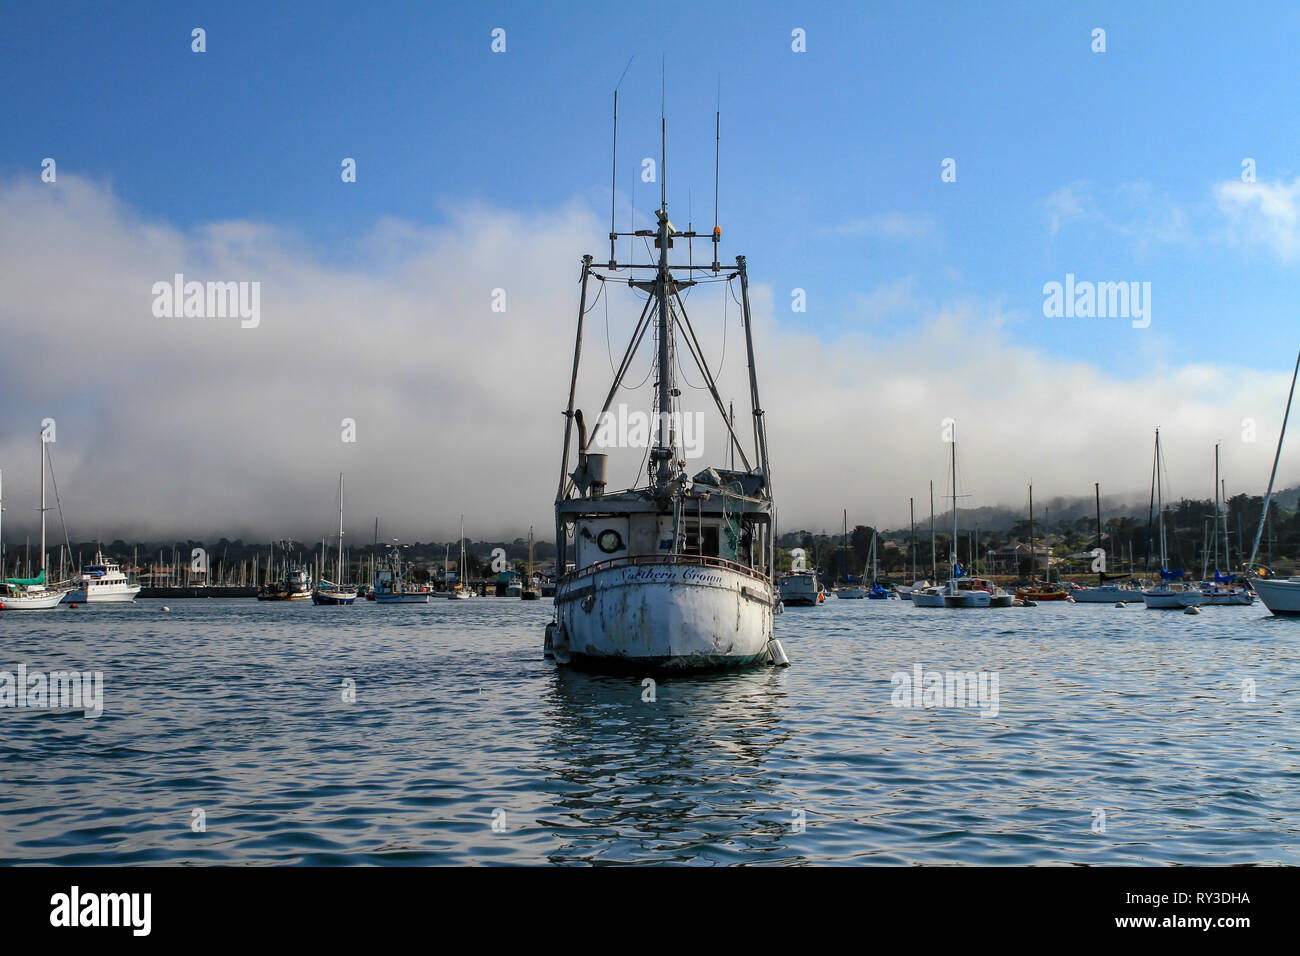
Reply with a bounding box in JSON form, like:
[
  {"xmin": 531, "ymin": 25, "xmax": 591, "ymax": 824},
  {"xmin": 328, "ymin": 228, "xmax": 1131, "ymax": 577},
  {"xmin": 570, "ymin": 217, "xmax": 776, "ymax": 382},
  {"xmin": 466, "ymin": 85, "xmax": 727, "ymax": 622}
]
[{"xmin": 2, "ymin": 596, "xmax": 1298, "ymax": 865}]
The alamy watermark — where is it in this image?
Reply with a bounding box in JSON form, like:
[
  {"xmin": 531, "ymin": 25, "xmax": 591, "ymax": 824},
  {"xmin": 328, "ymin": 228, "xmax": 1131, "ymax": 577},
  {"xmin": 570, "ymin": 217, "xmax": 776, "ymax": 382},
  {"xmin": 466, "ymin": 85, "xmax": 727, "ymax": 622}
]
[
  {"xmin": 0, "ymin": 665, "xmax": 103, "ymax": 718},
  {"xmin": 592, "ymin": 405, "xmax": 704, "ymax": 459},
  {"xmin": 1042, "ymin": 273, "xmax": 1150, "ymax": 329},
  {"xmin": 152, "ymin": 273, "xmax": 260, "ymax": 329},
  {"xmin": 890, "ymin": 663, "xmax": 999, "ymax": 717}
]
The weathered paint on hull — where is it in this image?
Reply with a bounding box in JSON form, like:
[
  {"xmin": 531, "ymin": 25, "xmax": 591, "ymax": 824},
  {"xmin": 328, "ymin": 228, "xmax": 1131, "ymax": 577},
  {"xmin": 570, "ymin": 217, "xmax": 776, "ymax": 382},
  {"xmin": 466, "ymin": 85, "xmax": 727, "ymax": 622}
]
[{"xmin": 556, "ymin": 562, "xmax": 774, "ymax": 670}]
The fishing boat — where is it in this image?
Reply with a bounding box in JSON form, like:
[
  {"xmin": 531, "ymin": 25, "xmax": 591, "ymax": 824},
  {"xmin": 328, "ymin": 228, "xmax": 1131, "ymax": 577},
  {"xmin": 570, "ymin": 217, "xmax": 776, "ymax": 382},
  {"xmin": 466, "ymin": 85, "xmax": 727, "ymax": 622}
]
[
  {"xmin": 1245, "ymin": 347, "xmax": 1300, "ymax": 615},
  {"xmin": 0, "ymin": 437, "xmax": 74, "ymax": 610},
  {"xmin": 313, "ymin": 474, "xmax": 358, "ymax": 605},
  {"xmin": 258, "ymin": 541, "xmax": 313, "ymax": 600},
  {"xmin": 521, "ymin": 528, "xmax": 542, "ymax": 600},
  {"xmin": 547, "ymin": 102, "xmax": 784, "ymax": 670},
  {"xmin": 1141, "ymin": 429, "xmax": 1203, "ymax": 609},
  {"xmin": 67, "ymin": 551, "xmax": 141, "ymax": 603},
  {"xmin": 374, "ymin": 542, "xmax": 430, "ymax": 604},
  {"xmin": 447, "ymin": 516, "xmax": 472, "ymax": 599}
]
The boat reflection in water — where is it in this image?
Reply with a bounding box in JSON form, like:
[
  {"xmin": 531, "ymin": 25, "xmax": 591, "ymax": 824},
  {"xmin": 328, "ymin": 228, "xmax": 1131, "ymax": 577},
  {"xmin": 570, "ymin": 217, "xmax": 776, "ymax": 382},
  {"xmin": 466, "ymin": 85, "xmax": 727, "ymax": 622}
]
[{"xmin": 515, "ymin": 669, "xmax": 800, "ymax": 864}]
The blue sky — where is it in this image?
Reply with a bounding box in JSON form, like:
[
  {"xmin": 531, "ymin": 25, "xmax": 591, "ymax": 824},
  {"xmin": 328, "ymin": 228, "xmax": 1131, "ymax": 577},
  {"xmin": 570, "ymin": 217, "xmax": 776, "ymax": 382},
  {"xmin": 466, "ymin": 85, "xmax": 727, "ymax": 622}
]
[
  {"xmin": 3, "ymin": 2, "xmax": 1299, "ymax": 537},
  {"xmin": 6, "ymin": 1, "xmax": 1299, "ymax": 373}
]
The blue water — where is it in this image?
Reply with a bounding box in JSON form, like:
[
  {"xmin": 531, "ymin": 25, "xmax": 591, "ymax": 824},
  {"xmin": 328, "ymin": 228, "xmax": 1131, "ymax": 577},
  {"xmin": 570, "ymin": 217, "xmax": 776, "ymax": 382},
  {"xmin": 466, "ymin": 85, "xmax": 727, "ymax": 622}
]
[{"xmin": 2, "ymin": 597, "xmax": 1298, "ymax": 865}]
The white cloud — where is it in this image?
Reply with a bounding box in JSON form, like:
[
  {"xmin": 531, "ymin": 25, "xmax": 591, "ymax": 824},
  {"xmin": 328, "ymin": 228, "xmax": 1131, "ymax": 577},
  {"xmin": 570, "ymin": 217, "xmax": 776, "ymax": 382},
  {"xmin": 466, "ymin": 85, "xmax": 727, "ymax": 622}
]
[
  {"xmin": 1214, "ymin": 176, "xmax": 1300, "ymax": 261},
  {"xmin": 0, "ymin": 176, "xmax": 1293, "ymax": 544},
  {"xmin": 829, "ymin": 212, "xmax": 931, "ymax": 241}
]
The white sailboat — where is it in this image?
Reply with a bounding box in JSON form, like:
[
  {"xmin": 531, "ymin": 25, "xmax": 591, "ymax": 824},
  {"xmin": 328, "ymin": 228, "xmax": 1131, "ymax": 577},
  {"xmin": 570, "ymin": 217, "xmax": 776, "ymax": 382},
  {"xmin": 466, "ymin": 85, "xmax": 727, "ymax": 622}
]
[
  {"xmin": 1, "ymin": 434, "xmax": 72, "ymax": 610},
  {"xmin": 1197, "ymin": 446, "xmax": 1252, "ymax": 605},
  {"xmin": 448, "ymin": 516, "xmax": 471, "ymax": 599},
  {"xmin": 521, "ymin": 527, "xmax": 541, "ymax": 600},
  {"xmin": 548, "ymin": 105, "xmax": 784, "ymax": 669},
  {"xmin": 313, "ymin": 474, "xmax": 358, "ymax": 605},
  {"xmin": 1142, "ymin": 429, "xmax": 1204, "ymax": 609},
  {"xmin": 914, "ymin": 422, "xmax": 990, "ymax": 608},
  {"xmin": 835, "ymin": 511, "xmax": 865, "ymax": 598},
  {"xmin": 1246, "ymin": 347, "xmax": 1300, "ymax": 614}
]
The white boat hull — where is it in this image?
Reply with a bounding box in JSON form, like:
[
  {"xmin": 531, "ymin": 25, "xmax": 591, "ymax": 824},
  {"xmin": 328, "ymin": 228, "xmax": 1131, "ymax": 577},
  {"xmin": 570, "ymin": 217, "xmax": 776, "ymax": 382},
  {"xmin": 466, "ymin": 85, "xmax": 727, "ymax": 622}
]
[
  {"xmin": 375, "ymin": 592, "xmax": 430, "ymax": 604},
  {"xmin": 836, "ymin": 587, "xmax": 866, "ymax": 599},
  {"xmin": 1142, "ymin": 586, "xmax": 1203, "ymax": 609},
  {"xmin": 1, "ymin": 589, "xmax": 67, "ymax": 609},
  {"xmin": 911, "ymin": 588, "xmax": 946, "ymax": 608},
  {"xmin": 67, "ymin": 585, "xmax": 140, "ymax": 603},
  {"xmin": 1072, "ymin": 586, "xmax": 1142, "ymax": 603},
  {"xmin": 944, "ymin": 589, "xmax": 992, "ymax": 608},
  {"xmin": 1250, "ymin": 577, "xmax": 1300, "ymax": 615},
  {"xmin": 555, "ymin": 561, "xmax": 774, "ymax": 669}
]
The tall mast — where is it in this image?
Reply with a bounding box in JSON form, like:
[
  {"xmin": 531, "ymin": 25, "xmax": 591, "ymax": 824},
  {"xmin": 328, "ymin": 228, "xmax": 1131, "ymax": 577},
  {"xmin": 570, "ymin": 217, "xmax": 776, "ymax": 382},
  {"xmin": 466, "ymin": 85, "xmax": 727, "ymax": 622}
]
[
  {"xmin": 651, "ymin": 113, "xmax": 676, "ymax": 494},
  {"xmin": 337, "ymin": 473, "xmax": 345, "ymax": 583},
  {"xmin": 39, "ymin": 429, "xmax": 47, "ymax": 575},
  {"xmin": 1095, "ymin": 482, "xmax": 1102, "ymax": 583},
  {"xmin": 1156, "ymin": 429, "xmax": 1166, "ymax": 570},
  {"xmin": 950, "ymin": 423, "xmax": 958, "ymax": 574},
  {"xmin": 1028, "ymin": 484, "xmax": 1035, "ymax": 582},
  {"xmin": 1248, "ymin": 349, "xmax": 1300, "ymax": 569},
  {"xmin": 929, "ymin": 480, "xmax": 935, "ymax": 577},
  {"xmin": 1213, "ymin": 444, "xmax": 1221, "ymax": 573},
  {"xmin": 1221, "ymin": 477, "xmax": 1231, "ymax": 570},
  {"xmin": 909, "ymin": 497, "xmax": 915, "ymax": 581}
]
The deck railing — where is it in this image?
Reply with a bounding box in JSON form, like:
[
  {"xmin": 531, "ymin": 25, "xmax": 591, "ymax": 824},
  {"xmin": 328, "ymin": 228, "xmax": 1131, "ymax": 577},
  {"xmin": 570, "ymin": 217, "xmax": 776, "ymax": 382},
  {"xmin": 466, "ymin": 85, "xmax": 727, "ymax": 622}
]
[{"xmin": 562, "ymin": 552, "xmax": 771, "ymax": 586}]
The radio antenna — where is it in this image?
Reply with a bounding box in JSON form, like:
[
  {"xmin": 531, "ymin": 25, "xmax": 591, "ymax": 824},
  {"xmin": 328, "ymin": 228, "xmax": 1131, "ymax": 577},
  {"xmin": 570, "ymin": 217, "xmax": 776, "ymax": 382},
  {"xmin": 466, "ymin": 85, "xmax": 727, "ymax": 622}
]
[
  {"xmin": 610, "ymin": 56, "xmax": 633, "ymax": 268},
  {"xmin": 660, "ymin": 54, "xmax": 667, "ymax": 212},
  {"xmin": 713, "ymin": 80, "xmax": 721, "ymax": 271}
]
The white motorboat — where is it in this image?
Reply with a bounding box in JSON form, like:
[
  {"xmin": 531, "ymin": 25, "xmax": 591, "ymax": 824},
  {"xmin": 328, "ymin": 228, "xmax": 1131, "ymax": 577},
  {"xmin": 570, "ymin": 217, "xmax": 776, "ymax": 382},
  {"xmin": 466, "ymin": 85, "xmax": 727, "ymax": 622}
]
[
  {"xmin": 1198, "ymin": 582, "xmax": 1252, "ymax": 606},
  {"xmin": 548, "ymin": 130, "xmax": 783, "ymax": 670},
  {"xmin": 68, "ymin": 552, "xmax": 141, "ymax": 603}
]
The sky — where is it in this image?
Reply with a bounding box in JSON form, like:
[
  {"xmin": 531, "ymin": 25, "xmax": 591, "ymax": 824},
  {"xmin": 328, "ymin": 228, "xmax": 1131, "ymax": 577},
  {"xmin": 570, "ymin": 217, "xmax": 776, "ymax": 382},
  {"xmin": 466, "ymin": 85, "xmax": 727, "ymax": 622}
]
[{"xmin": 2, "ymin": 1, "xmax": 1300, "ymax": 544}]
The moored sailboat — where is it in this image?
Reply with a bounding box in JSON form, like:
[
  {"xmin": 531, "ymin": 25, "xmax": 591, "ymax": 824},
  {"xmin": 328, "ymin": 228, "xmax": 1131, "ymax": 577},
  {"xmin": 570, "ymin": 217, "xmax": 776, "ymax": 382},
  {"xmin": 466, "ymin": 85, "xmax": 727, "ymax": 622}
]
[
  {"xmin": 1142, "ymin": 429, "xmax": 1203, "ymax": 609},
  {"xmin": 313, "ymin": 474, "xmax": 358, "ymax": 605},
  {"xmin": 0, "ymin": 435, "xmax": 74, "ymax": 610}
]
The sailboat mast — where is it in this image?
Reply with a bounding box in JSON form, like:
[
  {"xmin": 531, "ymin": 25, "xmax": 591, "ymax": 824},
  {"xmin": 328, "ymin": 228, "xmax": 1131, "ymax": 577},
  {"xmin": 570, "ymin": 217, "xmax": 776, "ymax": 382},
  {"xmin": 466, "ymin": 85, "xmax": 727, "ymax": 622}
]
[
  {"xmin": 909, "ymin": 497, "xmax": 916, "ymax": 581},
  {"xmin": 39, "ymin": 430, "xmax": 46, "ymax": 574},
  {"xmin": 929, "ymin": 480, "xmax": 935, "ymax": 577},
  {"xmin": 1156, "ymin": 429, "xmax": 1166, "ymax": 570},
  {"xmin": 1029, "ymin": 484, "xmax": 1035, "ymax": 582},
  {"xmin": 950, "ymin": 424, "xmax": 958, "ymax": 572},
  {"xmin": 1222, "ymin": 478, "xmax": 1231, "ymax": 569},
  {"xmin": 337, "ymin": 473, "xmax": 345, "ymax": 583},
  {"xmin": 1247, "ymin": 350, "xmax": 1300, "ymax": 569},
  {"xmin": 1213, "ymin": 444, "xmax": 1221, "ymax": 573},
  {"xmin": 1095, "ymin": 482, "xmax": 1102, "ymax": 583}
]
